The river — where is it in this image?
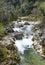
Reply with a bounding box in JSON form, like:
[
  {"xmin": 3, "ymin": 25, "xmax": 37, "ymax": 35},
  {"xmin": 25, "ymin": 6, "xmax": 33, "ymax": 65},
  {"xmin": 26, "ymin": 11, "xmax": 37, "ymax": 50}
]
[{"xmin": 13, "ymin": 20, "xmax": 40, "ymax": 54}]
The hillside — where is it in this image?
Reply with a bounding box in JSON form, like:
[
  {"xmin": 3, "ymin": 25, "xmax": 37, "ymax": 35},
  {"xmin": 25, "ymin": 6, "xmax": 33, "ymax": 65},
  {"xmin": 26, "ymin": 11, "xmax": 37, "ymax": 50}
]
[{"xmin": 0, "ymin": 0, "xmax": 45, "ymax": 20}]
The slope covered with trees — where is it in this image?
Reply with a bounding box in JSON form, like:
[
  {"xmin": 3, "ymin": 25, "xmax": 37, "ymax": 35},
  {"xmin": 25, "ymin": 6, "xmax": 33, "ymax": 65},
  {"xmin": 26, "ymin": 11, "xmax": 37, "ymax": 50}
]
[{"xmin": 0, "ymin": 0, "xmax": 45, "ymax": 22}]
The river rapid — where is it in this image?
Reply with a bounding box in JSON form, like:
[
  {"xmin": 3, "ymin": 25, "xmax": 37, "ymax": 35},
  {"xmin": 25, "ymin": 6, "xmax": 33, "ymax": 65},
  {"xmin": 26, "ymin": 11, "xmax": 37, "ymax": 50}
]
[{"xmin": 13, "ymin": 20, "xmax": 40, "ymax": 54}]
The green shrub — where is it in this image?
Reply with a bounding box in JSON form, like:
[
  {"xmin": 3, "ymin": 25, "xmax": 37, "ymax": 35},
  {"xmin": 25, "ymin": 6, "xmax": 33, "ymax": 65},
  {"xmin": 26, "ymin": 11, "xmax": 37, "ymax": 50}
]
[
  {"xmin": 0, "ymin": 44, "xmax": 7, "ymax": 62},
  {"xmin": 0, "ymin": 22, "xmax": 5, "ymax": 36}
]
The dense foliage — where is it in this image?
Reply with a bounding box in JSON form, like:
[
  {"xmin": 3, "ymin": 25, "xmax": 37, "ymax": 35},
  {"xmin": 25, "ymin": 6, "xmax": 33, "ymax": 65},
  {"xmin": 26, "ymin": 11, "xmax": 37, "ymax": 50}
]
[
  {"xmin": 0, "ymin": 1, "xmax": 45, "ymax": 21},
  {"xmin": 0, "ymin": 0, "xmax": 45, "ymax": 23}
]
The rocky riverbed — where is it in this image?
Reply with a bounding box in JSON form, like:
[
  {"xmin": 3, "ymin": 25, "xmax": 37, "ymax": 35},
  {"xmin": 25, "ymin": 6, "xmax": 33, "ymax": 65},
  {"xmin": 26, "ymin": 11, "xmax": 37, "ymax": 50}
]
[
  {"xmin": 0, "ymin": 20, "xmax": 45, "ymax": 65},
  {"xmin": 0, "ymin": 20, "xmax": 40, "ymax": 53}
]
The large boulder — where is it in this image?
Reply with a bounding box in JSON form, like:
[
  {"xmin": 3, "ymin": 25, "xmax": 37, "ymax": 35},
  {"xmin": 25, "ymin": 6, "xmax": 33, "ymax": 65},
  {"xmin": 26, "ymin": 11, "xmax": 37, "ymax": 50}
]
[
  {"xmin": 24, "ymin": 22, "xmax": 30, "ymax": 25},
  {"xmin": 6, "ymin": 27, "xmax": 14, "ymax": 33},
  {"xmin": 14, "ymin": 32, "xmax": 24, "ymax": 39}
]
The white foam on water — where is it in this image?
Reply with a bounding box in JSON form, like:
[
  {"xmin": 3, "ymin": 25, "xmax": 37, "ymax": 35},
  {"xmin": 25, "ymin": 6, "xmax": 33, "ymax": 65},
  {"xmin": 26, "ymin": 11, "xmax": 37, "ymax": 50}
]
[
  {"xmin": 13, "ymin": 21, "xmax": 40, "ymax": 54},
  {"xmin": 15, "ymin": 36, "xmax": 33, "ymax": 53}
]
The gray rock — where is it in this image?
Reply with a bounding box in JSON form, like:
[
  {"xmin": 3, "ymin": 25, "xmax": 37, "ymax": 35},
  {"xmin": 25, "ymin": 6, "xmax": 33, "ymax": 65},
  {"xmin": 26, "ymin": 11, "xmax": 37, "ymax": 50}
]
[{"xmin": 14, "ymin": 32, "xmax": 24, "ymax": 39}]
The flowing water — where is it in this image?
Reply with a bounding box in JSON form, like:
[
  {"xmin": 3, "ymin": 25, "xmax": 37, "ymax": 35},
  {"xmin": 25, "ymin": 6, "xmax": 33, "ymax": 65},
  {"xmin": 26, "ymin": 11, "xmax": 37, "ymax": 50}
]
[
  {"xmin": 13, "ymin": 21, "xmax": 45, "ymax": 65},
  {"xmin": 13, "ymin": 21, "xmax": 40, "ymax": 54}
]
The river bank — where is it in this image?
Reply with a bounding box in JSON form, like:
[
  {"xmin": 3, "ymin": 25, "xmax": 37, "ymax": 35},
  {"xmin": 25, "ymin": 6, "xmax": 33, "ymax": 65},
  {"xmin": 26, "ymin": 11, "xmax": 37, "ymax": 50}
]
[
  {"xmin": 33, "ymin": 22, "xmax": 45, "ymax": 57},
  {"xmin": 0, "ymin": 20, "xmax": 45, "ymax": 65}
]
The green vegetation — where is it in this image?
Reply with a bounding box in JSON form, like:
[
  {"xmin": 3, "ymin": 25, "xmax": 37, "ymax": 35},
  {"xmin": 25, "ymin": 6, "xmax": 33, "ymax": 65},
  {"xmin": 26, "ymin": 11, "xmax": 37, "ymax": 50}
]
[
  {"xmin": 0, "ymin": 23, "xmax": 5, "ymax": 37},
  {"xmin": 0, "ymin": 0, "xmax": 45, "ymax": 21},
  {"xmin": 19, "ymin": 1, "xmax": 45, "ymax": 21},
  {"xmin": 0, "ymin": 44, "xmax": 7, "ymax": 62}
]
